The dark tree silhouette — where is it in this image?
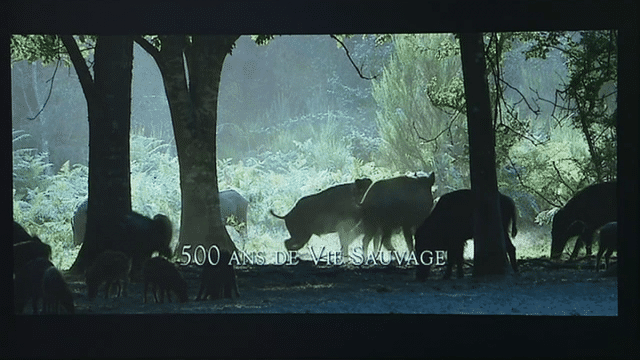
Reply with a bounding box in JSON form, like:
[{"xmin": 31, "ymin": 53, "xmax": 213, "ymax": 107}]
[
  {"xmin": 459, "ymin": 33, "xmax": 512, "ymax": 277},
  {"xmin": 64, "ymin": 36, "xmax": 134, "ymax": 275}
]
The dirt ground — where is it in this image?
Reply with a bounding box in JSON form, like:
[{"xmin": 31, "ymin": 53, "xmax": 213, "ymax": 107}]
[{"xmin": 41, "ymin": 255, "xmax": 617, "ymax": 315}]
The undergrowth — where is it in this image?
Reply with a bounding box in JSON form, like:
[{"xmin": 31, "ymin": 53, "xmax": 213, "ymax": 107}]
[
  {"xmin": 14, "ymin": 129, "xmax": 560, "ymax": 270},
  {"xmin": 13, "ymin": 130, "xmax": 400, "ymax": 269}
]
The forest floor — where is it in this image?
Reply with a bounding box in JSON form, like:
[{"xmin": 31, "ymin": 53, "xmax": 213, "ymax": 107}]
[{"xmin": 52, "ymin": 255, "xmax": 617, "ymax": 315}]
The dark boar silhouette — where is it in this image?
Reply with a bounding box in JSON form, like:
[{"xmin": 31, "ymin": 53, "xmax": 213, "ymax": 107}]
[
  {"xmin": 550, "ymin": 182, "xmax": 616, "ymax": 260},
  {"xmin": 72, "ymin": 207, "xmax": 173, "ymax": 278},
  {"xmin": 85, "ymin": 250, "xmax": 132, "ymax": 299},
  {"xmin": 219, "ymin": 189, "xmax": 249, "ymax": 237},
  {"xmin": 14, "ymin": 240, "xmax": 52, "ymax": 274},
  {"xmin": 595, "ymin": 221, "xmax": 617, "ymax": 272},
  {"xmin": 13, "ymin": 221, "xmax": 34, "ymax": 244},
  {"xmin": 270, "ymin": 178, "xmax": 372, "ymax": 256},
  {"xmin": 114, "ymin": 212, "xmax": 173, "ymax": 280},
  {"xmin": 143, "ymin": 256, "xmax": 188, "ymax": 303},
  {"xmin": 14, "ymin": 257, "xmax": 54, "ymax": 314},
  {"xmin": 42, "ymin": 266, "xmax": 75, "ymax": 314},
  {"xmin": 414, "ymin": 190, "xmax": 518, "ymax": 281},
  {"xmin": 196, "ymin": 251, "xmax": 240, "ymax": 301},
  {"xmin": 13, "ymin": 221, "xmax": 52, "ymax": 273},
  {"xmin": 358, "ymin": 172, "xmax": 435, "ymax": 259},
  {"xmin": 13, "ymin": 240, "xmax": 52, "ymax": 273},
  {"xmin": 75, "ymin": 193, "xmax": 247, "ymax": 244}
]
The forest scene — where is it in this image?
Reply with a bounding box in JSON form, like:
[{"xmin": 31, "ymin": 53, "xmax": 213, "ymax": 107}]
[{"xmin": 12, "ymin": 32, "xmax": 618, "ymax": 316}]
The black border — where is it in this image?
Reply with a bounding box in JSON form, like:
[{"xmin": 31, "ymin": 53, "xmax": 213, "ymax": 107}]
[{"xmin": 4, "ymin": 0, "xmax": 638, "ymax": 358}]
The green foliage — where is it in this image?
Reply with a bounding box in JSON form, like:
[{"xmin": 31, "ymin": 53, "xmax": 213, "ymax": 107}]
[
  {"xmin": 290, "ymin": 116, "xmax": 353, "ymax": 172},
  {"xmin": 11, "ymin": 34, "xmax": 97, "ymax": 67},
  {"xmin": 238, "ymin": 109, "xmax": 381, "ymax": 168},
  {"xmin": 490, "ymin": 31, "xmax": 616, "ymax": 222},
  {"xmin": 13, "ymin": 132, "xmax": 183, "ymax": 269},
  {"xmin": 513, "ymin": 228, "xmax": 553, "ymax": 259},
  {"xmin": 251, "ymin": 35, "xmax": 276, "ymax": 46},
  {"xmin": 517, "ymin": 31, "xmax": 565, "ymax": 60},
  {"xmin": 508, "ymin": 121, "xmax": 592, "ymax": 211},
  {"xmin": 484, "ymin": 33, "xmax": 542, "ymax": 169},
  {"xmin": 515, "ymin": 31, "xmax": 617, "ymax": 183},
  {"xmin": 13, "ymin": 132, "xmax": 88, "ymax": 269},
  {"xmin": 372, "ymin": 34, "xmax": 468, "ymax": 191},
  {"xmin": 372, "ymin": 30, "xmax": 615, "ymax": 227},
  {"xmin": 217, "ymin": 35, "xmax": 386, "ymax": 164},
  {"xmin": 426, "ymin": 76, "xmax": 465, "ymax": 110},
  {"xmin": 12, "ymin": 130, "xmax": 55, "ymax": 201},
  {"xmin": 129, "ymin": 133, "xmax": 182, "ymax": 247},
  {"xmin": 11, "ymin": 35, "xmax": 65, "ymax": 65}
]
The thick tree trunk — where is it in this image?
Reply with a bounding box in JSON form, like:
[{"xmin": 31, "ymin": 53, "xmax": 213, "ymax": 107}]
[
  {"xmin": 177, "ymin": 35, "xmax": 240, "ymax": 255},
  {"xmin": 138, "ymin": 35, "xmax": 240, "ymax": 298},
  {"xmin": 66, "ymin": 36, "xmax": 133, "ymax": 274},
  {"xmin": 146, "ymin": 35, "xmax": 197, "ymax": 253},
  {"xmin": 459, "ymin": 33, "xmax": 511, "ymax": 277},
  {"xmin": 145, "ymin": 35, "xmax": 239, "ymax": 256}
]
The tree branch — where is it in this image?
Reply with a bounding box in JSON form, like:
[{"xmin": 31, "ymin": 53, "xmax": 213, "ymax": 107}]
[
  {"xmin": 552, "ymin": 161, "xmax": 575, "ymax": 194},
  {"xmin": 499, "ymin": 78, "xmax": 541, "ymax": 116},
  {"xmin": 413, "ymin": 110, "xmax": 461, "ymax": 145},
  {"xmin": 507, "ymin": 156, "xmax": 562, "ymax": 208},
  {"xmin": 26, "ymin": 58, "xmax": 60, "ymax": 121},
  {"xmin": 497, "ymin": 120, "xmax": 546, "ymax": 147},
  {"xmin": 330, "ymin": 34, "xmax": 377, "ymax": 80},
  {"xmin": 60, "ymin": 35, "xmax": 95, "ymax": 104},
  {"xmin": 133, "ymin": 35, "xmax": 160, "ymax": 61}
]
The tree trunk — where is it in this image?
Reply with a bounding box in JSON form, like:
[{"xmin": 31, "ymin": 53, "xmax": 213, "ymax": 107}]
[
  {"xmin": 66, "ymin": 36, "xmax": 133, "ymax": 274},
  {"xmin": 459, "ymin": 33, "xmax": 511, "ymax": 277},
  {"xmin": 178, "ymin": 35, "xmax": 240, "ymax": 255},
  {"xmin": 137, "ymin": 35, "xmax": 240, "ymax": 298}
]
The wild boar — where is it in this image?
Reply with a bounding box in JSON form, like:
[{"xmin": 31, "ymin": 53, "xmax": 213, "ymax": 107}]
[
  {"xmin": 414, "ymin": 190, "xmax": 518, "ymax": 280},
  {"xmin": 42, "ymin": 266, "xmax": 75, "ymax": 314},
  {"xmin": 14, "ymin": 257, "xmax": 54, "ymax": 314},
  {"xmin": 85, "ymin": 250, "xmax": 132, "ymax": 299},
  {"xmin": 143, "ymin": 256, "xmax": 188, "ymax": 303},
  {"xmin": 270, "ymin": 178, "xmax": 372, "ymax": 257},
  {"xmin": 595, "ymin": 221, "xmax": 617, "ymax": 271},
  {"xmin": 219, "ymin": 189, "xmax": 249, "ymax": 237},
  {"xmin": 550, "ymin": 182, "xmax": 616, "ymax": 260},
  {"xmin": 358, "ymin": 172, "xmax": 435, "ymax": 259}
]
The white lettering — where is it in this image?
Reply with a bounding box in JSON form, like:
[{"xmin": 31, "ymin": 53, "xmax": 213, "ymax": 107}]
[
  {"xmin": 287, "ymin": 251, "xmax": 299, "ymax": 265},
  {"xmin": 350, "ymin": 247, "xmax": 364, "ymax": 265},
  {"xmin": 420, "ymin": 250, "xmax": 433, "ymax": 265},
  {"xmin": 378, "ymin": 250, "xmax": 391, "ymax": 265},
  {"xmin": 309, "ymin": 246, "xmax": 326, "ymax": 265},
  {"xmin": 275, "ymin": 251, "xmax": 288, "ymax": 265},
  {"xmin": 406, "ymin": 251, "xmax": 419, "ymax": 266}
]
